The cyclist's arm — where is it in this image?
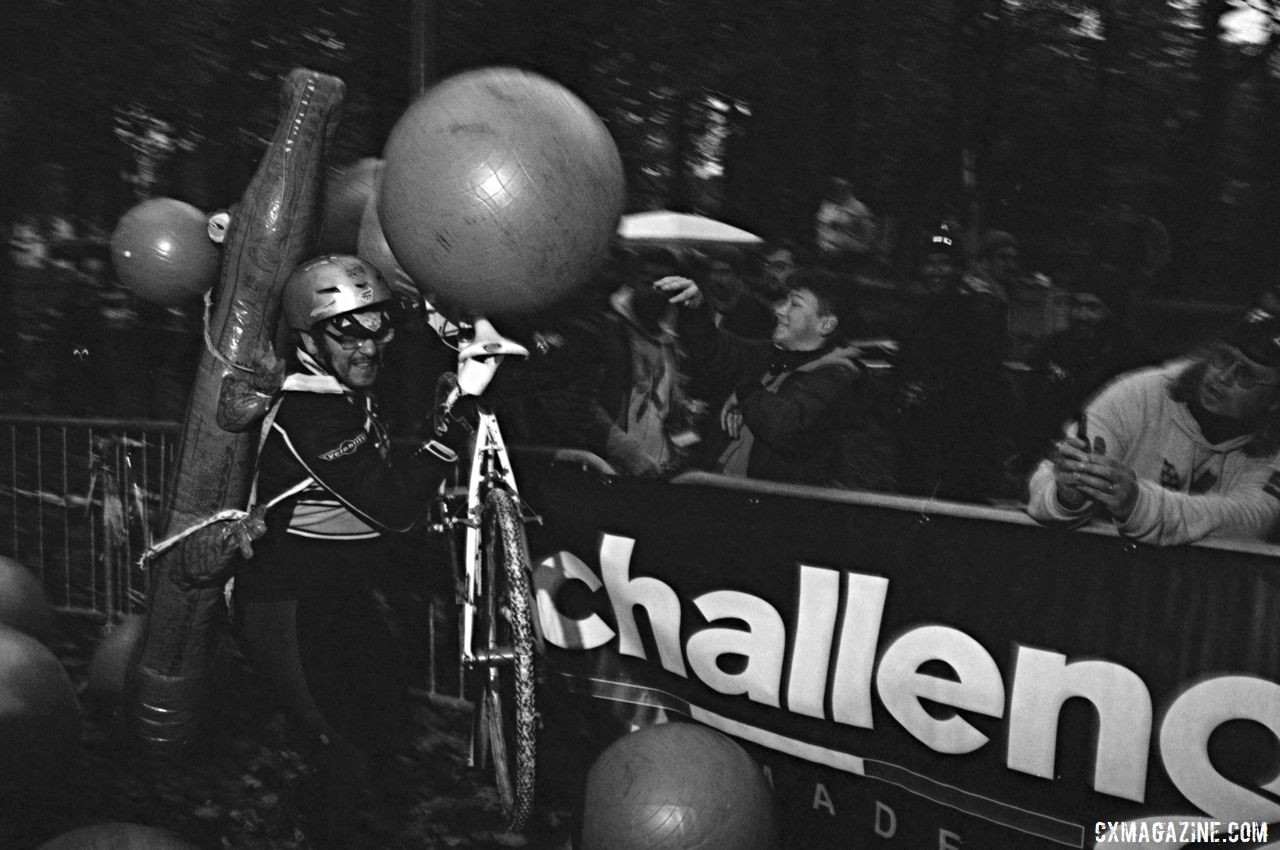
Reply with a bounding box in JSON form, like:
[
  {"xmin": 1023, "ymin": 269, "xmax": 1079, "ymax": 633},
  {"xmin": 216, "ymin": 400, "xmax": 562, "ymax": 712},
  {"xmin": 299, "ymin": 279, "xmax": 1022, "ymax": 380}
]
[{"xmin": 268, "ymin": 391, "xmax": 458, "ymax": 532}]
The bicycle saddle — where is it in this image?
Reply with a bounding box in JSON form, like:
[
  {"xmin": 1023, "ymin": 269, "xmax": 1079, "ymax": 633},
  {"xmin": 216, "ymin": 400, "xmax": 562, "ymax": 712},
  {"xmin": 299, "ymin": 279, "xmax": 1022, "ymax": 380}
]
[
  {"xmin": 455, "ymin": 318, "xmax": 529, "ymax": 397},
  {"xmin": 458, "ymin": 317, "xmax": 530, "ymax": 362}
]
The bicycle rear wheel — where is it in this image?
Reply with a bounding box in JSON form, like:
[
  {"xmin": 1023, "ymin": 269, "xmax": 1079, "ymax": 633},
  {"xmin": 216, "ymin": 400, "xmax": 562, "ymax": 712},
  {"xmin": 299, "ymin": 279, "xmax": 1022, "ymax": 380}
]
[{"xmin": 474, "ymin": 487, "xmax": 538, "ymax": 831}]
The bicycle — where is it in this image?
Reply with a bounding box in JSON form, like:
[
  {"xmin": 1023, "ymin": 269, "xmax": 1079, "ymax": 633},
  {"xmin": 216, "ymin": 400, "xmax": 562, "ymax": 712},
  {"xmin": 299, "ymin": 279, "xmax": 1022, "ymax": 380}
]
[{"xmin": 429, "ymin": 315, "xmax": 543, "ymax": 832}]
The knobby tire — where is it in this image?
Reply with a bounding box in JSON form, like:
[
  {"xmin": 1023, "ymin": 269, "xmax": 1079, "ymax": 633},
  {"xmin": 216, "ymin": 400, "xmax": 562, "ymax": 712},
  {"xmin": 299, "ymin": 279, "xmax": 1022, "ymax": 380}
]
[{"xmin": 479, "ymin": 487, "xmax": 537, "ymax": 831}]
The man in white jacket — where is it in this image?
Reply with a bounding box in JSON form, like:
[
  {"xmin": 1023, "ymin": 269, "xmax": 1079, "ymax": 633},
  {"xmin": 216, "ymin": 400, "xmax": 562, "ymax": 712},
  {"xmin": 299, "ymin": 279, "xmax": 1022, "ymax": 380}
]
[{"xmin": 1027, "ymin": 307, "xmax": 1280, "ymax": 546}]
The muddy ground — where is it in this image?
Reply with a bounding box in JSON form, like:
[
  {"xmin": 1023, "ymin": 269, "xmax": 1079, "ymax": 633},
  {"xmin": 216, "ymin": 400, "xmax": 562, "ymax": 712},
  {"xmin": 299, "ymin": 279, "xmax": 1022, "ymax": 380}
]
[{"xmin": 2, "ymin": 614, "xmax": 585, "ymax": 850}]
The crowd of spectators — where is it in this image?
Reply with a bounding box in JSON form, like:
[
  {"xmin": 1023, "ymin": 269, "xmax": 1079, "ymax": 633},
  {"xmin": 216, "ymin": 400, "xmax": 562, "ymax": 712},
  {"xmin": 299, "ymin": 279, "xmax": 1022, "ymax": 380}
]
[
  {"xmin": 446, "ymin": 199, "xmax": 1280, "ymax": 548},
  {"xmin": 18, "ymin": 183, "xmax": 1280, "ymax": 548}
]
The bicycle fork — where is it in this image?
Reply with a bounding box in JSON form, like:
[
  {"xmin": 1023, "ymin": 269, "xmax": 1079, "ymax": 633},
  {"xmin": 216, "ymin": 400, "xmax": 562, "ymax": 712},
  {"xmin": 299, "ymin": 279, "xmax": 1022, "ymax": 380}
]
[{"xmin": 458, "ymin": 410, "xmax": 521, "ymax": 670}]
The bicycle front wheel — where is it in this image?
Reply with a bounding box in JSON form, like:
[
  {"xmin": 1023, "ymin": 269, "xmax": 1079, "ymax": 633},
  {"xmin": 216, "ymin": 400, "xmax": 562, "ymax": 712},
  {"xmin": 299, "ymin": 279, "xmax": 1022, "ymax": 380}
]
[{"xmin": 476, "ymin": 487, "xmax": 538, "ymax": 831}]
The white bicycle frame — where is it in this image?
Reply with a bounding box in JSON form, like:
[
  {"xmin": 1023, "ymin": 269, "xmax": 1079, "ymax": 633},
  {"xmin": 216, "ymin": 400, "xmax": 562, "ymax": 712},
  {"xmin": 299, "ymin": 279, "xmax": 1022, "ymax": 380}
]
[
  {"xmin": 436, "ymin": 317, "xmax": 529, "ymax": 669},
  {"xmin": 458, "ymin": 409, "xmax": 521, "ymax": 666}
]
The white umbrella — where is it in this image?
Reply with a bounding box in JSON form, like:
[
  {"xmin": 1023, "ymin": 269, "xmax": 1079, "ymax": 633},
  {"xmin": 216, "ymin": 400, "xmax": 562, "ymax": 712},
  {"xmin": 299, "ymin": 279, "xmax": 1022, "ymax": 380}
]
[{"xmin": 617, "ymin": 211, "xmax": 764, "ymax": 245}]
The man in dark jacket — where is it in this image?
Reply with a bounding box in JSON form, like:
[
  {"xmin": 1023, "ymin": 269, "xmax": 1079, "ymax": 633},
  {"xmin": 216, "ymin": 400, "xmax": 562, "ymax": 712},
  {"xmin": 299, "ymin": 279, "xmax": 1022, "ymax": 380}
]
[
  {"xmin": 657, "ymin": 268, "xmax": 863, "ymax": 486},
  {"xmin": 895, "ymin": 231, "xmax": 1013, "ymax": 501}
]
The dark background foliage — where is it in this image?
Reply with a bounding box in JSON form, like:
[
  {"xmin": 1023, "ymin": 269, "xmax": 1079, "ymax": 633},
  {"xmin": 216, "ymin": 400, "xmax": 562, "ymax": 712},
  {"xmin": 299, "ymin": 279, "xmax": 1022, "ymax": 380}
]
[{"xmin": 2, "ymin": 0, "xmax": 1279, "ymax": 302}]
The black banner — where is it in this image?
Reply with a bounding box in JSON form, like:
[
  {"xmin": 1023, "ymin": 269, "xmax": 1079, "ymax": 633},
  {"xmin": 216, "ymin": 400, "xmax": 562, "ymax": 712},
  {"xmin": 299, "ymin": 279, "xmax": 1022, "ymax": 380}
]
[{"xmin": 523, "ymin": 464, "xmax": 1280, "ymax": 849}]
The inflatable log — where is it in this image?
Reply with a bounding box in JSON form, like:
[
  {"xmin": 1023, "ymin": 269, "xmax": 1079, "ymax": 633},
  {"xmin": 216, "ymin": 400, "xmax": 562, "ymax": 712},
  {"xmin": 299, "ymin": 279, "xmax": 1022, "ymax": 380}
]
[{"xmin": 127, "ymin": 69, "xmax": 345, "ymax": 755}]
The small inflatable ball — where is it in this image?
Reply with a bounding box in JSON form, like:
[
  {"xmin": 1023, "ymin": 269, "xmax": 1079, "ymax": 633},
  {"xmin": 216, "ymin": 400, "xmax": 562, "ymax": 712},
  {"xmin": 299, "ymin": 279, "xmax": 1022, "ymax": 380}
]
[
  {"xmin": 581, "ymin": 723, "xmax": 781, "ymax": 850},
  {"xmin": 0, "ymin": 555, "xmax": 55, "ymax": 644},
  {"xmin": 0, "ymin": 624, "xmax": 81, "ymax": 800},
  {"xmin": 110, "ymin": 198, "xmax": 220, "ymax": 306},
  {"xmin": 36, "ymin": 822, "xmax": 200, "ymax": 850},
  {"xmin": 379, "ymin": 67, "xmax": 625, "ymax": 318},
  {"xmin": 317, "ymin": 157, "xmax": 383, "ymax": 255}
]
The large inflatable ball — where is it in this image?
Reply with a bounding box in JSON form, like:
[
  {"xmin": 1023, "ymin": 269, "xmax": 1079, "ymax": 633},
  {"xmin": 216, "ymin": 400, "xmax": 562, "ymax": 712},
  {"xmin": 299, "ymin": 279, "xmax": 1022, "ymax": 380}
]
[
  {"xmin": 378, "ymin": 67, "xmax": 625, "ymax": 318},
  {"xmin": 316, "ymin": 157, "xmax": 383, "ymax": 255},
  {"xmin": 36, "ymin": 822, "xmax": 200, "ymax": 850},
  {"xmin": 110, "ymin": 198, "xmax": 220, "ymax": 306},
  {"xmin": 0, "ymin": 624, "xmax": 81, "ymax": 800},
  {"xmin": 581, "ymin": 723, "xmax": 781, "ymax": 850},
  {"xmin": 356, "ymin": 163, "xmax": 417, "ymax": 300},
  {"xmin": 0, "ymin": 555, "xmax": 56, "ymax": 644}
]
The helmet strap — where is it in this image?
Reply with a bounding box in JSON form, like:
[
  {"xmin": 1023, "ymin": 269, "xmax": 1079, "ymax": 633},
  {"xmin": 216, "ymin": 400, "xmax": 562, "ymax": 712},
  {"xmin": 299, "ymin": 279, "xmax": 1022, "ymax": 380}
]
[{"xmin": 299, "ymin": 329, "xmax": 328, "ymax": 367}]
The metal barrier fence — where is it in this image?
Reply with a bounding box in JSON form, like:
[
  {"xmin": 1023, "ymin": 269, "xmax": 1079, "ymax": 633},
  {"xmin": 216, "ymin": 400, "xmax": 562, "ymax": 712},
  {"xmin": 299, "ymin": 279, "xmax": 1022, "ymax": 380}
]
[
  {"xmin": 0, "ymin": 416, "xmax": 546, "ymax": 699},
  {"xmin": 0, "ymin": 415, "xmax": 616, "ymax": 699},
  {"xmin": 0, "ymin": 415, "xmax": 180, "ymax": 618}
]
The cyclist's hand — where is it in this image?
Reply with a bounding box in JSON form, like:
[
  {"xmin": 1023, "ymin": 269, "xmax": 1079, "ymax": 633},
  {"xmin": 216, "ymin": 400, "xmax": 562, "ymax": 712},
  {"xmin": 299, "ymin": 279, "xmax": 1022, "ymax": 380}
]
[
  {"xmin": 428, "ymin": 373, "xmax": 473, "ymax": 459},
  {"xmin": 230, "ymin": 505, "xmax": 269, "ymax": 559},
  {"xmin": 432, "ymin": 407, "xmax": 474, "ymax": 459},
  {"xmin": 247, "ymin": 348, "xmax": 285, "ymax": 395}
]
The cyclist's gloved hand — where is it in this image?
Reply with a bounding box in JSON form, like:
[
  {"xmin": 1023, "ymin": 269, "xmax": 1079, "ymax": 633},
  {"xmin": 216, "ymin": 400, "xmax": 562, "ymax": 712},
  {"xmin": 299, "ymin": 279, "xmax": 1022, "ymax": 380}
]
[
  {"xmin": 247, "ymin": 348, "xmax": 286, "ymax": 395},
  {"xmin": 431, "ymin": 408, "xmax": 473, "ymax": 461},
  {"xmin": 228, "ymin": 505, "xmax": 269, "ymax": 559},
  {"xmin": 421, "ymin": 374, "xmax": 474, "ymax": 462}
]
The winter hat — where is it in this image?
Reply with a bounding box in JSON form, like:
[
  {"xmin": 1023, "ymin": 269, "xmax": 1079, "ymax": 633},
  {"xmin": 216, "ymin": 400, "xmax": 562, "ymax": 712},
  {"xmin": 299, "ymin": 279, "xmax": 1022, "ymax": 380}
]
[
  {"xmin": 1225, "ymin": 307, "xmax": 1280, "ymax": 368},
  {"xmin": 923, "ymin": 227, "xmax": 956, "ymax": 255}
]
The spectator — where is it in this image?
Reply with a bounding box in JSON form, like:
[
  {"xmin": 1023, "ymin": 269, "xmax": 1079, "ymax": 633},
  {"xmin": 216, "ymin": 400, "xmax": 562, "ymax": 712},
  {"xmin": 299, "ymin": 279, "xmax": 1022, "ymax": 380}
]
[
  {"xmin": 895, "ymin": 229, "xmax": 1011, "ymax": 501},
  {"xmin": 680, "ymin": 253, "xmax": 777, "ymax": 436},
  {"xmin": 1026, "ymin": 308, "xmax": 1280, "ymax": 546},
  {"xmin": 754, "ymin": 241, "xmax": 805, "ymax": 302},
  {"xmin": 1014, "ymin": 275, "xmax": 1153, "ymax": 479},
  {"xmin": 587, "ymin": 247, "xmax": 701, "ymax": 476},
  {"xmin": 231, "ymin": 255, "xmax": 467, "ymax": 847},
  {"xmin": 697, "ymin": 252, "xmax": 775, "ymax": 339},
  {"xmin": 661, "ymin": 268, "xmax": 865, "ymax": 487},
  {"xmin": 911, "ymin": 225, "xmax": 959, "ymax": 297},
  {"xmin": 461, "ymin": 247, "xmax": 706, "ymax": 478},
  {"xmin": 481, "ymin": 288, "xmax": 623, "ymax": 453},
  {"xmin": 965, "ymin": 228, "xmax": 1022, "ymax": 307},
  {"xmin": 814, "ymin": 176, "xmax": 878, "ymax": 276}
]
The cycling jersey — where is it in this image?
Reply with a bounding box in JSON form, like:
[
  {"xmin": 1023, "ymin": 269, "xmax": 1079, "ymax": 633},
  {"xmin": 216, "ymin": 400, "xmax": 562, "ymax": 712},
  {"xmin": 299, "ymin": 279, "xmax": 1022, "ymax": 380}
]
[{"xmin": 236, "ymin": 347, "xmax": 456, "ymax": 599}]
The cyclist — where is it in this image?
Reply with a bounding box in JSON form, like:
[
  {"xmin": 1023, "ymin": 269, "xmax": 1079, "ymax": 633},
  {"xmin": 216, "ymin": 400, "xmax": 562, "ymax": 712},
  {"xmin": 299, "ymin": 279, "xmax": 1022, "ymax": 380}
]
[{"xmin": 232, "ymin": 254, "xmax": 468, "ymax": 847}]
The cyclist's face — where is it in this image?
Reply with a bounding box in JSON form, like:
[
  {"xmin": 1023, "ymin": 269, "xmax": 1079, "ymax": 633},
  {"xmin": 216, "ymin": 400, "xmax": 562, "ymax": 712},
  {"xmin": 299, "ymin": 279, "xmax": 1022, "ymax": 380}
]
[{"xmin": 306, "ymin": 309, "xmax": 393, "ymax": 390}]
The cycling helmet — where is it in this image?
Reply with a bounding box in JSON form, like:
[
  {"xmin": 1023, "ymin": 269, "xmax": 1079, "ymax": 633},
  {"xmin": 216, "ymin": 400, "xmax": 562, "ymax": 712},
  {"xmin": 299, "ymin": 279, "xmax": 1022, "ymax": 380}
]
[{"xmin": 282, "ymin": 254, "xmax": 393, "ymax": 331}]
